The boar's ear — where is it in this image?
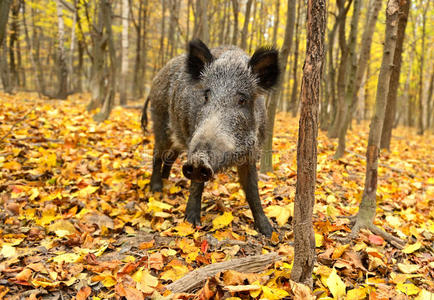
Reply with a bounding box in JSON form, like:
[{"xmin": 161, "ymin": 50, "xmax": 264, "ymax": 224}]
[
  {"xmin": 249, "ymin": 47, "xmax": 280, "ymax": 90},
  {"xmin": 187, "ymin": 39, "xmax": 214, "ymax": 81}
]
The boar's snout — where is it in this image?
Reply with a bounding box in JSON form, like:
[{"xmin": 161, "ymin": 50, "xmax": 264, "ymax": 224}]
[{"xmin": 182, "ymin": 160, "xmax": 213, "ymax": 182}]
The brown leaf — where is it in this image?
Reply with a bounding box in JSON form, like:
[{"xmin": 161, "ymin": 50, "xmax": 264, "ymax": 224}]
[{"xmin": 76, "ymin": 286, "xmax": 91, "ymax": 300}]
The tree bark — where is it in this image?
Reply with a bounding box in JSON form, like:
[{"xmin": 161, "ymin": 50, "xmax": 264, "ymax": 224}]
[
  {"xmin": 0, "ymin": 0, "xmax": 11, "ymax": 46},
  {"xmin": 193, "ymin": 0, "xmax": 209, "ymax": 44},
  {"xmin": 289, "ymin": 0, "xmax": 301, "ymax": 117},
  {"xmin": 426, "ymin": 68, "xmax": 434, "ymax": 130},
  {"xmin": 240, "ymin": 0, "xmax": 253, "ymax": 50},
  {"xmin": 260, "ymin": 0, "xmax": 296, "ymax": 173},
  {"xmin": 231, "ymin": 0, "xmax": 239, "ymax": 45},
  {"xmin": 417, "ymin": 2, "xmax": 427, "ymax": 135},
  {"xmin": 119, "ymin": 0, "xmax": 129, "ymax": 105},
  {"xmin": 349, "ymin": 0, "xmax": 404, "ymax": 249},
  {"xmin": 93, "ymin": 0, "xmax": 116, "ymax": 122},
  {"xmin": 8, "ymin": 0, "xmax": 20, "ymax": 90},
  {"xmin": 380, "ymin": 0, "xmax": 410, "ymax": 150},
  {"xmin": 328, "ymin": 0, "xmax": 351, "ymax": 139},
  {"xmin": 290, "ymin": 0, "xmax": 326, "ymax": 286},
  {"xmin": 55, "ymin": 0, "xmax": 69, "ymax": 99},
  {"xmin": 87, "ymin": 0, "xmax": 106, "ymax": 112},
  {"xmin": 334, "ymin": 0, "xmax": 362, "ymax": 158},
  {"xmin": 271, "ymin": 0, "xmax": 280, "ymax": 46}
]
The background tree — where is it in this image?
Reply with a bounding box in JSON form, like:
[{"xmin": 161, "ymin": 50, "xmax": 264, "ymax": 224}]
[
  {"xmin": 55, "ymin": 0, "xmax": 69, "ymax": 99},
  {"xmin": 119, "ymin": 0, "xmax": 129, "ymax": 105},
  {"xmin": 260, "ymin": 0, "xmax": 296, "ymax": 173},
  {"xmin": 291, "ymin": 0, "xmax": 326, "ymax": 286},
  {"xmin": 347, "ymin": 0, "xmax": 405, "ymax": 248},
  {"xmin": 380, "ymin": 0, "xmax": 410, "ymax": 150}
]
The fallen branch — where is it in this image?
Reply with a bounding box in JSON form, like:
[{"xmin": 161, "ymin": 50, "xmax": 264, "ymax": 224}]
[
  {"xmin": 166, "ymin": 252, "xmax": 281, "ymax": 293},
  {"xmin": 345, "ymin": 149, "xmax": 415, "ymax": 178}
]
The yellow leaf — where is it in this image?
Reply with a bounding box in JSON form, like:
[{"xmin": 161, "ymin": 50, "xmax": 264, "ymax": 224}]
[
  {"xmin": 346, "ymin": 287, "xmax": 367, "ymax": 300},
  {"xmin": 1, "ymin": 244, "xmax": 17, "ymax": 258},
  {"xmin": 415, "ymin": 289, "xmax": 434, "ymax": 300},
  {"xmin": 315, "ymin": 233, "xmax": 324, "ymax": 247},
  {"xmin": 260, "ymin": 286, "xmax": 289, "ymax": 300},
  {"xmin": 402, "ymin": 242, "xmax": 422, "ymax": 254},
  {"xmin": 385, "ymin": 215, "xmax": 401, "ymax": 229},
  {"xmin": 48, "ymin": 220, "xmax": 77, "ymax": 237},
  {"xmin": 326, "ymin": 268, "xmax": 346, "ymax": 299},
  {"xmin": 397, "ymin": 263, "xmax": 420, "ymax": 274},
  {"xmin": 160, "ymin": 265, "xmax": 189, "ymax": 282},
  {"xmin": 132, "ymin": 267, "xmax": 158, "ymax": 294},
  {"xmin": 264, "ymin": 204, "xmax": 292, "ymax": 226},
  {"xmin": 332, "ymin": 244, "xmax": 350, "ymax": 259},
  {"xmin": 396, "ymin": 283, "xmax": 420, "ymax": 296},
  {"xmin": 169, "ymin": 185, "xmax": 181, "ymax": 194},
  {"xmin": 173, "ymin": 222, "xmax": 195, "ymax": 237},
  {"xmin": 212, "ymin": 212, "xmax": 234, "ymax": 230},
  {"xmin": 77, "ymin": 185, "xmax": 99, "ymax": 198},
  {"xmin": 52, "ymin": 253, "xmax": 81, "ymax": 263},
  {"xmin": 148, "ymin": 197, "xmax": 173, "ymax": 212}
]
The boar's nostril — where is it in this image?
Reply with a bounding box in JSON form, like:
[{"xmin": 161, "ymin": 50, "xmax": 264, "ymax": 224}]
[
  {"xmin": 182, "ymin": 164, "xmax": 194, "ymax": 179},
  {"xmin": 199, "ymin": 166, "xmax": 212, "ymax": 181}
]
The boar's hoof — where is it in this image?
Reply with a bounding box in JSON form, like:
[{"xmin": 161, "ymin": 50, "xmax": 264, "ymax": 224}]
[
  {"xmin": 185, "ymin": 210, "xmax": 201, "ymax": 227},
  {"xmin": 182, "ymin": 163, "xmax": 213, "ymax": 182},
  {"xmin": 255, "ymin": 217, "xmax": 275, "ymax": 237},
  {"xmin": 150, "ymin": 181, "xmax": 163, "ymax": 193}
]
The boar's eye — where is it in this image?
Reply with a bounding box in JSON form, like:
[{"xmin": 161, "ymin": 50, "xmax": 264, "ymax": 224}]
[
  {"xmin": 238, "ymin": 92, "xmax": 249, "ymax": 106},
  {"xmin": 204, "ymin": 89, "xmax": 210, "ymax": 102}
]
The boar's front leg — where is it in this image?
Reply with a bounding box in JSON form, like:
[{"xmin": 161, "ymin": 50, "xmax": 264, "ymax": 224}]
[
  {"xmin": 238, "ymin": 163, "xmax": 274, "ymax": 237},
  {"xmin": 185, "ymin": 181, "xmax": 204, "ymax": 226}
]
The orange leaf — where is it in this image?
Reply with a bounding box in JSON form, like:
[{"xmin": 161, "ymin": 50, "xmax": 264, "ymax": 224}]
[{"xmin": 76, "ymin": 286, "xmax": 91, "ymax": 300}]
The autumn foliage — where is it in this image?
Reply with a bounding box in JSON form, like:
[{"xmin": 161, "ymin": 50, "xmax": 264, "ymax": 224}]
[{"xmin": 0, "ymin": 93, "xmax": 433, "ymax": 299}]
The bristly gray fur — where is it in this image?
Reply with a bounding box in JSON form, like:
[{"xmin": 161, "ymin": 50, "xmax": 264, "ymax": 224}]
[{"xmin": 147, "ymin": 44, "xmax": 274, "ymax": 171}]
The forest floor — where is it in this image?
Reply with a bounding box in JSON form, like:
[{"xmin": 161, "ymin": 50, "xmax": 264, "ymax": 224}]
[{"xmin": 0, "ymin": 92, "xmax": 433, "ymax": 300}]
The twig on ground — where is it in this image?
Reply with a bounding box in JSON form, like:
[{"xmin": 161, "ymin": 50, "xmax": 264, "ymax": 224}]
[{"xmin": 166, "ymin": 252, "xmax": 281, "ymax": 293}]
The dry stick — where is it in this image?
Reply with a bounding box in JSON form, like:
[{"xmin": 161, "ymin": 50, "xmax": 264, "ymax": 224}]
[
  {"xmin": 0, "ymin": 105, "xmax": 36, "ymax": 142},
  {"xmin": 166, "ymin": 253, "xmax": 281, "ymax": 293},
  {"xmin": 345, "ymin": 149, "xmax": 415, "ymax": 178}
]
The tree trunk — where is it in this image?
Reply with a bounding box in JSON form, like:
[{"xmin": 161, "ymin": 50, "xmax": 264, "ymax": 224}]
[
  {"xmin": 271, "ymin": 0, "xmax": 280, "ymax": 46},
  {"xmin": 119, "ymin": 0, "xmax": 129, "ymax": 105},
  {"xmin": 328, "ymin": 0, "xmax": 351, "ymax": 139},
  {"xmin": 350, "ymin": 0, "xmax": 400, "ymax": 241},
  {"xmin": 260, "ymin": 0, "xmax": 296, "ymax": 173},
  {"xmin": 0, "ymin": 0, "xmax": 11, "ymax": 46},
  {"xmin": 193, "ymin": 0, "xmax": 209, "ymax": 44},
  {"xmin": 93, "ymin": 0, "xmax": 116, "ymax": 122},
  {"xmin": 248, "ymin": 1, "xmax": 257, "ymax": 52},
  {"xmin": 240, "ymin": 0, "xmax": 253, "ymax": 50},
  {"xmin": 291, "ymin": 0, "xmax": 326, "ymax": 286},
  {"xmin": 380, "ymin": 0, "xmax": 410, "ymax": 150},
  {"xmin": 290, "ymin": 0, "xmax": 301, "ymax": 117},
  {"xmin": 87, "ymin": 0, "xmax": 106, "ymax": 112},
  {"xmin": 417, "ymin": 3, "xmax": 427, "ymax": 135},
  {"xmin": 55, "ymin": 0, "xmax": 69, "ymax": 99},
  {"xmin": 8, "ymin": 0, "xmax": 20, "ymax": 90},
  {"xmin": 426, "ymin": 68, "xmax": 434, "ymax": 130},
  {"xmin": 22, "ymin": 1, "xmax": 45, "ymax": 94},
  {"xmin": 334, "ymin": 0, "xmax": 362, "ymax": 158},
  {"xmin": 231, "ymin": 0, "xmax": 239, "ymax": 45}
]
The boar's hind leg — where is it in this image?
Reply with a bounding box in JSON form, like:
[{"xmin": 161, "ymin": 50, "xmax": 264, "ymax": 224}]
[
  {"xmin": 161, "ymin": 150, "xmax": 179, "ymax": 179},
  {"xmin": 150, "ymin": 151, "xmax": 163, "ymax": 192},
  {"xmin": 185, "ymin": 182, "xmax": 204, "ymax": 226},
  {"xmin": 237, "ymin": 163, "xmax": 274, "ymax": 237}
]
